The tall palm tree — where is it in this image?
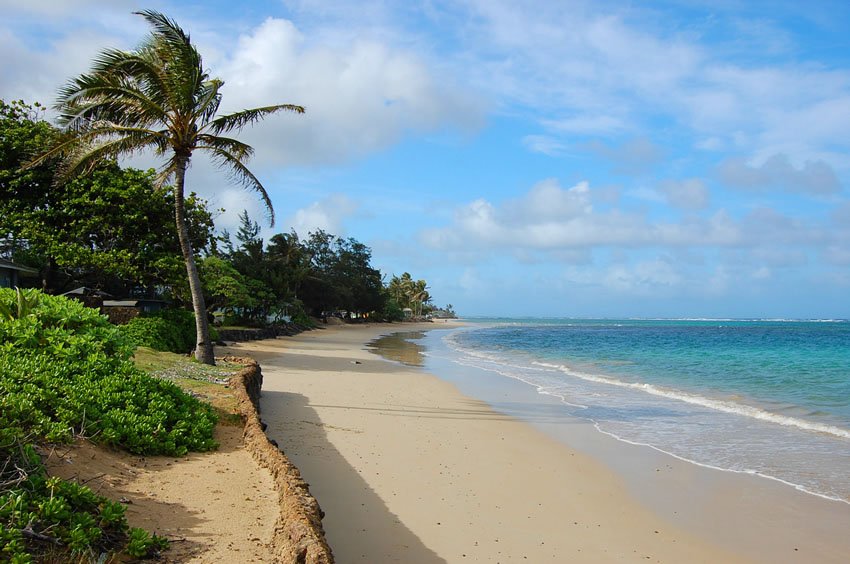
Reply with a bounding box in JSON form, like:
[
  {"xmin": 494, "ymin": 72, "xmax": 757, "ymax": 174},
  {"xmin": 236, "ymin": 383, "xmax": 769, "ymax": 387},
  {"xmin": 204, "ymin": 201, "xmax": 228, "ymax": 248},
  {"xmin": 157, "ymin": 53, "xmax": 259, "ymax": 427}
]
[{"xmin": 31, "ymin": 10, "xmax": 304, "ymax": 364}]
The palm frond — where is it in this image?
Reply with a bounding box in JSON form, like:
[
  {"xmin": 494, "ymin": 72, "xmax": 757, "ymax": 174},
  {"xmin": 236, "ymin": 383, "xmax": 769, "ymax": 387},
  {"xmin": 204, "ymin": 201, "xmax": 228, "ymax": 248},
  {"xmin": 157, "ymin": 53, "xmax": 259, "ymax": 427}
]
[
  {"xmin": 56, "ymin": 52, "xmax": 171, "ymax": 132},
  {"xmin": 194, "ymin": 79, "xmax": 223, "ymax": 125},
  {"xmin": 134, "ymin": 10, "xmax": 206, "ymax": 115},
  {"xmin": 200, "ymin": 146, "xmax": 276, "ymax": 226},
  {"xmin": 54, "ymin": 130, "xmax": 166, "ymax": 180},
  {"xmin": 206, "ymin": 104, "xmax": 305, "ymax": 135},
  {"xmin": 195, "ymin": 134, "xmax": 254, "ymax": 160},
  {"xmin": 58, "ymin": 92, "xmax": 164, "ymax": 131},
  {"xmin": 154, "ymin": 154, "xmax": 181, "ymax": 189},
  {"xmin": 134, "ymin": 10, "xmax": 194, "ymax": 54}
]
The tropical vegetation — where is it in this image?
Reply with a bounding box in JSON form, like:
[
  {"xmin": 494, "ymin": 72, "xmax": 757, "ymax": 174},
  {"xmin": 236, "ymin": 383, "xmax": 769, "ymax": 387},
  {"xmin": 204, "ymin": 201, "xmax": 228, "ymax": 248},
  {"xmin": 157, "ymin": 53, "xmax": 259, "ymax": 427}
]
[
  {"xmin": 0, "ymin": 288, "xmax": 217, "ymax": 561},
  {"xmin": 28, "ymin": 10, "xmax": 304, "ymax": 364},
  {"xmin": 0, "ymin": 9, "xmax": 456, "ymax": 562}
]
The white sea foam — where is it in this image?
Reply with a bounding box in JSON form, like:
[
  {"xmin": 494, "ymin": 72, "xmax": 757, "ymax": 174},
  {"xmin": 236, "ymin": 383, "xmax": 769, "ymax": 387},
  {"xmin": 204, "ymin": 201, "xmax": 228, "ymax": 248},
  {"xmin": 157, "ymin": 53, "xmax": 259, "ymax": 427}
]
[
  {"xmin": 445, "ymin": 330, "xmax": 850, "ymax": 442},
  {"xmin": 586, "ymin": 422, "xmax": 850, "ymax": 505},
  {"xmin": 439, "ymin": 327, "xmax": 850, "ymax": 504},
  {"xmin": 532, "ymin": 361, "xmax": 850, "ymax": 440}
]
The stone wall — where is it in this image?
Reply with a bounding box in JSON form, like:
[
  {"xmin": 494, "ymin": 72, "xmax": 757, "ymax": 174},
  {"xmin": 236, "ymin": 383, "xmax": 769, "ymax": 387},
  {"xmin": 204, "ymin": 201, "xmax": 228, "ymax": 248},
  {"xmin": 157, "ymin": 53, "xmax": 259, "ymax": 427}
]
[
  {"xmin": 227, "ymin": 358, "xmax": 333, "ymax": 563},
  {"xmin": 216, "ymin": 323, "xmax": 312, "ymax": 343},
  {"xmin": 103, "ymin": 306, "xmax": 140, "ymax": 325}
]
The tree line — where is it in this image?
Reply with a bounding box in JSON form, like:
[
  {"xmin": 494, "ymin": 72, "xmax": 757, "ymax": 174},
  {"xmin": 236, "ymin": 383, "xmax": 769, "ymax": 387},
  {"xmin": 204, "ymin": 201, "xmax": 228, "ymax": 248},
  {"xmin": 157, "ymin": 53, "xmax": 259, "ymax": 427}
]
[
  {"xmin": 0, "ymin": 98, "xmax": 447, "ymax": 327},
  {"xmin": 1, "ymin": 12, "xmax": 452, "ymax": 365}
]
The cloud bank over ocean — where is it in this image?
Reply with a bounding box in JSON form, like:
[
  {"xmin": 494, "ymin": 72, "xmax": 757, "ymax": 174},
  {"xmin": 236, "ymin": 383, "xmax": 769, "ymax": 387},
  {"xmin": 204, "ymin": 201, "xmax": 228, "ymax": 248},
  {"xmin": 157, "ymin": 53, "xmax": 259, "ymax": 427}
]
[{"xmin": 1, "ymin": 0, "xmax": 848, "ymax": 317}]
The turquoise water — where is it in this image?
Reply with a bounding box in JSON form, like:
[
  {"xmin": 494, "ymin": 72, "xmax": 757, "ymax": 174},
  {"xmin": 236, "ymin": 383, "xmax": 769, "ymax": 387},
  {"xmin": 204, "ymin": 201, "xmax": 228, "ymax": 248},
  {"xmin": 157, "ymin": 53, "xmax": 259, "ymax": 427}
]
[{"xmin": 438, "ymin": 319, "xmax": 850, "ymax": 502}]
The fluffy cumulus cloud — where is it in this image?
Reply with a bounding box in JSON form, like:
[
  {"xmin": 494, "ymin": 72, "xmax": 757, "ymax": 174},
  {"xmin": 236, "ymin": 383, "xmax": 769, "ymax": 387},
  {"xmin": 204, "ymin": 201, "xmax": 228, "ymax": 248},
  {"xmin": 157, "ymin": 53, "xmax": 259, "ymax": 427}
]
[
  {"xmin": 718, "ymin": 154, "xmax": 842, "ymax": 195},
  {"xmin": 0, "ymin": 9, "xmax": 481, "ymax": 168},
  {"xmin": 421, "ymin": 177, "xmax": 841, "ymax": 257},
  {"xmin": 215, "ymin": 17, "xmax": 481, "ymax": 166},
  {"xmin": 423, "ymin": 178, "xmax": 736, "ymax": 251},
  {"xmin": 286, "ymin": 194, "xmax": 359, "ymax": 237}
]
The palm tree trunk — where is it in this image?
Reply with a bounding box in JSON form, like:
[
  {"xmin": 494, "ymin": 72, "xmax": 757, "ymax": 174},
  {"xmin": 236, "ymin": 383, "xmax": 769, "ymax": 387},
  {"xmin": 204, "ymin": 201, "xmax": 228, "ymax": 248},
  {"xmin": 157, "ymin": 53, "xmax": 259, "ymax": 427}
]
[{"xmin": 173, "ymin": 156, "xmax": 215, "ymax": 365}]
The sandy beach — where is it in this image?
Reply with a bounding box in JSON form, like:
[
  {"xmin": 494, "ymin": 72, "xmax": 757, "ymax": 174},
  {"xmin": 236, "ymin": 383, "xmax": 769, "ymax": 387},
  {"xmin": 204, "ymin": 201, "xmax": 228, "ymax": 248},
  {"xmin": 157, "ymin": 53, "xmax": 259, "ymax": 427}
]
[{"xmin": 221, "ymin": 323, "xmax": 850, "ymax": 563}]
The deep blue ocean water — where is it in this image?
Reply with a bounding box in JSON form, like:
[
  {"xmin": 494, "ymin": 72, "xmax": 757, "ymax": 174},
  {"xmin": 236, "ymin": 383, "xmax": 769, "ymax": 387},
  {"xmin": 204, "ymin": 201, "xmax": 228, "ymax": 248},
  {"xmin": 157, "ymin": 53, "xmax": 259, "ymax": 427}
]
[{"xmin": 438, "ymin": 319, "xmax": 850, "ymax": 503}]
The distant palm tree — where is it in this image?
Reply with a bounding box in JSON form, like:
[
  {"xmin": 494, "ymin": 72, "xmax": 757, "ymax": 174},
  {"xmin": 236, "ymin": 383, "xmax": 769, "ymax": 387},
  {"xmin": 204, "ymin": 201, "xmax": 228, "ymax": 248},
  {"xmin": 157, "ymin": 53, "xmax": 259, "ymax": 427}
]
[{"xmin": 32, "ymin": 10, "xmax": 304, "ymax": 364}]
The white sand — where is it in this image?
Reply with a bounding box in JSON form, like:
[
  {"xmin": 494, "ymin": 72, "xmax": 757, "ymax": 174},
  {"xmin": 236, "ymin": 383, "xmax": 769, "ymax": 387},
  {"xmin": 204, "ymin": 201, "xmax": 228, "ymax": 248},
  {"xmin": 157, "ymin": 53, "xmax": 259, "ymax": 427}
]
[{"xmin": 223, "ymin": 324, "xmax": 751, "ymax": 563}]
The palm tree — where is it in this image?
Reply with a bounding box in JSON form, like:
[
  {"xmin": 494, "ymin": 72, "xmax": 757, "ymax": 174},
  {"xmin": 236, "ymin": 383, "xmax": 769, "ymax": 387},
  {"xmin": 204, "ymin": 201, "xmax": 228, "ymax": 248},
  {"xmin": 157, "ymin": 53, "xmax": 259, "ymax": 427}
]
[{"xmin": 31, "ymin": 10, "xmax": 304, "ymax": 364}]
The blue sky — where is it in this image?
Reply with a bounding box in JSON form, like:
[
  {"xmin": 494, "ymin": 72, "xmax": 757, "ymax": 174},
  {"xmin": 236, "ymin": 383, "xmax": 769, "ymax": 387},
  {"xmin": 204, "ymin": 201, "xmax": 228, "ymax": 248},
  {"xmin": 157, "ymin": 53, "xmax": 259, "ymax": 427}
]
[{"xmin": 2, "ymin": 0, "xmax": 849, "ymax": 318}]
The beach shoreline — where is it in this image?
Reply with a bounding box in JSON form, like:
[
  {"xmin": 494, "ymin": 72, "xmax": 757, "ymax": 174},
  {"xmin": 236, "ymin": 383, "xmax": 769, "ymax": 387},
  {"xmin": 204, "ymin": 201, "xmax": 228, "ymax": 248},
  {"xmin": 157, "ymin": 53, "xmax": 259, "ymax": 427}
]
[{"xmin": 220, "ymin": 322, "xmax": 850, "ymax": 562}]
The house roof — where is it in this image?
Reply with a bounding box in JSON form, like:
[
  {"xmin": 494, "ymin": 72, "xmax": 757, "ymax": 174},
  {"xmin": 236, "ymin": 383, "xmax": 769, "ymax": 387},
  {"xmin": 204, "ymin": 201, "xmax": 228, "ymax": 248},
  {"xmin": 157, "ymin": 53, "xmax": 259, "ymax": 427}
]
[
  {"xmin": 0, "ymin": 259, "xmax": 38, "ymax": 275},
  {"xmin": 62, "ymin": 286, "xmax": 113, "ymax": 297},
  {"xmin": 103, "ymin": 298, "xmax": 167, "ymax": 307}
]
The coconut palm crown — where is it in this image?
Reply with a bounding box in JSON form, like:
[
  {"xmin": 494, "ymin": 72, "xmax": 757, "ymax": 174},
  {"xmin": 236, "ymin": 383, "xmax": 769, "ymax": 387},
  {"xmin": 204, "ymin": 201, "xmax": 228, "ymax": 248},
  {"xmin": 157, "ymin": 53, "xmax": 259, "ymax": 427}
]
[{"xmin": 36, "ymin": 10, "xmax": 304, "ymax": 364}]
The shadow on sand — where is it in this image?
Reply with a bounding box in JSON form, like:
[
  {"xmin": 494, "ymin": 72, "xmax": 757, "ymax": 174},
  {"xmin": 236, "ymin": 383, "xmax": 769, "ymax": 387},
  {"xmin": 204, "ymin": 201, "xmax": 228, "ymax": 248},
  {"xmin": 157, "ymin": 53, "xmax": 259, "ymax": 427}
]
[{"xmin": 260, "ymin": 390, "xmax": 446, "ymax": 563}]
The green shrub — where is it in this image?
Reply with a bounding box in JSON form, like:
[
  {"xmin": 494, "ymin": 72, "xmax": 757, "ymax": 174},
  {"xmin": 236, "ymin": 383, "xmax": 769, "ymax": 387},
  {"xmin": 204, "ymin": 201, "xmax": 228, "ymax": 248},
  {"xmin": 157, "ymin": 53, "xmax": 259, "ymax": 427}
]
[
  {"xmin": 0, "ymin": 436, "xmax": 168, "ymax": 561},
  {"xmin": 288, "ymin": 301, "xmax": 315, "ymax": 327},
  {"xmin": 119, "ymin": 308, "xmax": 196, "ymax": 353},
  {"xmin": 0, "ymin": 288, "xmax": 217, "ymax": 560},
  {"xmin": 0, "ymin": 290, "xmax": 217, "ymax": 455}
]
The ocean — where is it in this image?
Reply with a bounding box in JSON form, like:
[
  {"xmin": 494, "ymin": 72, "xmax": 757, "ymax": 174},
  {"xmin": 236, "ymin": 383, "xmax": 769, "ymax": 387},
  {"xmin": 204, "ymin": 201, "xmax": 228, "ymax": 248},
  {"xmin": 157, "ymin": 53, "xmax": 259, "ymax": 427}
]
[{"xmin": 419, "ymin": 319, "xmax": 850, "ymax": 504}]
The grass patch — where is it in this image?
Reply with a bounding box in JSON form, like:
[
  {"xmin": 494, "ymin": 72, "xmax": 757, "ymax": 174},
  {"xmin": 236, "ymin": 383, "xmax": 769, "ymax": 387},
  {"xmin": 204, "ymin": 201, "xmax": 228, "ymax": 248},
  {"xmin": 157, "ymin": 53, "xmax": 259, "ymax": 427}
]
[{"xmin": 132, "ymin": 347, "xmax": 245, "ymax": 426}]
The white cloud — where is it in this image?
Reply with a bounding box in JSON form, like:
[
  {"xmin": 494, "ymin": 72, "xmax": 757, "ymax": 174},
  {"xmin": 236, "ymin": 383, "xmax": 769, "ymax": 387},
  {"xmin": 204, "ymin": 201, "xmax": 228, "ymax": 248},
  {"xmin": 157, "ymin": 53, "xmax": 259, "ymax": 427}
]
[
  {"xmin": 0, "ymin": 26, "xmax": 126, "ymax": 105},
  {"xmin": 287, "ymin": 194, "xmax": 359, "ymax": 237},
  {"xmin": 213, "ymin": 190, "xmax": 267, "ymax": 234},
  {"xmin": 822, "ymin": 246, "xmax": 850, "ymax": 266},
  {"xmin": 542, "ymin": 115, "xmax": 627, "ymax": 136},
  {"xmin": 458, "ymin": 268, "xmax": 483, "ymax": 293},
  {"xmin": 0, "ymin": 10, "xmax": 482, "ymax": 168},
  {"xmin": 509, "ymin": 179, "xmax": 593, "ymax": 222},
  {"xmin": 421, "ymin": 178, "xmax": 841, "ymax": 257},
  {"xmin": 423, "ymin": 179, "xmax": 735, "ymax": 251},
  {"xmin": 216, "ymin": 17, "xmax": 482, "ymax": 166},
  {"xmin": 751, "ymin": 266, "xmax": 772, "ymax": 280},
  {"xmin": 659, "ymin": 178, "xmax": 710, "ymax": 210},
  {"xmin": 696, "ymin": 137, "xmax": 725, "ymax": 151},
  {"xmin": 521, "ymin": 134, "xmax": 568, "ymax": 156},
  {"xmin": 718, "ymin": 154, "xmax": 842, "ymax": 195},
  {"xmin": 604, "ymin": 259, "xmax": 683, "ymax": 293},
  {"xmin": 583, "ymin": 137, "xmax": 664, "ymax": 175}
]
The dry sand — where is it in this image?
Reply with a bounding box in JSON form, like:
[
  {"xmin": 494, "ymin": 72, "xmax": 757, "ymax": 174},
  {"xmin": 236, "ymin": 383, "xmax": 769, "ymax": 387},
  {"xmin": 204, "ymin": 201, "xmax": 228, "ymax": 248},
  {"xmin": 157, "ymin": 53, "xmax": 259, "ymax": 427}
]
[
  {"xmin": 220, "ymin": 323, "xmax": 764, "ymax": 563},
  {"xmin": 46, "ymin": 423, "xmax": 279, "ymax": 563}
]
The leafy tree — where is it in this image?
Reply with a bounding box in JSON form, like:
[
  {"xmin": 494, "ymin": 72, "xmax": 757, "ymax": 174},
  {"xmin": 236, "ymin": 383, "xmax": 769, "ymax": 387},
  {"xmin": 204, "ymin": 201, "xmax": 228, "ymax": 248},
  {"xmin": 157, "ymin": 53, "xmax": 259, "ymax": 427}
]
[
  {"xmin": 299, "ymin": 230, "xmax": 384, "ymax": 317},
  {"xmin": 265, "ymin": 230, "xmax": 311, "ymax": 315},
  {"xmin": 1, "ymin": 99, "xmax": 59, "ymax": 284},
  {"xmin": 1, "ymin": 100, "xmax": 216, "ymax": 294},
  {"xmin": 216, "ymin": 211, "xmax": 284, "ymax": 324},
  {"xmin": 387, "ymin": 272, "xmax": 432, "ymax": 318},
  {"xmin": 335, "ymin": 238, "xmax": 384, "ymax": 315},
  {"xmin": 195, "ymin": 255, "xmax": 272, "ymax": 321},
  {"xmin": 31, "ymin": 10, "xmax": 304, "ymax": 364},
  {"xmin": 299, "ymin": 230, "xmax": 342, "ymax": 315}
]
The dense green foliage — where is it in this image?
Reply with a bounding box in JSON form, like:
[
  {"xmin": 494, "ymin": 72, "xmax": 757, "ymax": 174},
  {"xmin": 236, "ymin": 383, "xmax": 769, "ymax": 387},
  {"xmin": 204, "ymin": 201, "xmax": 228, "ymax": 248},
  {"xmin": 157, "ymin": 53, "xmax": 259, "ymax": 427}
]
[
  {"xmin": 119, "ymin": 308, "xmax": 202, "ymax": 353},
  {"xmin": 216, "ymin": 212, "xmax": 311, "ymax": 324},
  {"xmin": 1, "ymin": 98, "xmax": 447, "ymax": 327},
  {"xmin": 387, "ymin": 272, "xmax": 433, "ymax": 318},
  {"xmin": 0, "ymin": 99, "xmax": 217, "ymax": 296},
  {"xmin": 217, "ymin": 214, "xmax": 386, "ymax": 322},
  {"xmin": 42, "ymin": 10, "xmax": 304, "ymax": 365},
  {"xmin": 0, "ymin": 453, "xmax": 168, "ymax": 562},
  {"xmin": 0, "ymin": 289, "xmax": 217, "ymax": 454},
  {"xmin": 0, "ymin": 289, "xmax": 216, "ymax": 560}
]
